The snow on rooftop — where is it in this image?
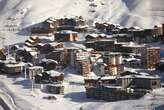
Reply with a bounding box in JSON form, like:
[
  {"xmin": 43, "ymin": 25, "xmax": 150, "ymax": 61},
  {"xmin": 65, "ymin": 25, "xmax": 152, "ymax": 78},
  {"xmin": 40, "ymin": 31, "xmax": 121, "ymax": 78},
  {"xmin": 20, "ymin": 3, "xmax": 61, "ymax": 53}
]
[
  {"xmin": 119, "ymin": 74, "xmax": 160, "ymax": 79},
  {"xmin": 87, "ymin": 34, "xmax": 98, "ymax": 38},
  {"xmin": 29, "ymin": 51, "xmax": 38, "ymax": 56},
  {"xmin": 119, "ymin": 42, "xmax": 145, "ymax": 47},
  {"xmin": 124, "ymin": 67, "xmax": 138, "ymax": 73},
  {"xmin": 24, "ymin": 46, "xmax": 33, "ymax": 51},
  {"xmin": 84, "ymin": 76, "xmax": 116, "ymax": 80},
  {"xmin": 83, "ymin": 48, "xmax": 94, "ymax": 52},
  {"xmin": 30, "ymin": 36, "xmax": 38, "ymax": 39},
  {"xmin": 156, "ymin": 24, "xmax": 162, "ymax": 27},
  {"xmin": 84, "ymin": 76, "xmax": 99, "ymax": 80},
  {"xmin": 12, "ymin": 45, "xmax": 20, "ymax": 49},
  {"xmin": 5, "ymin": 62, "xmax": 25, "ymax": 67},
  {"xmin": 28, "ymin": 66, "xmax": 43, "ymax": 69},
  {"xmin": 132, "ymin": 26, "xmax": 141, "ymax": 30},
  {"xmin": 64, "ymin": 42, "xmax": 86, "ymax": 49},
  {"xmin": 37, "ymin": 43, "xmax": 44, "ymax": 46},
  {"xmin": 48, "ymin": 17, "xmax": 56, "ymax": 21},
  {"xmin": 27, "ymin": 39, "xmax": 35, "ymax": 43},
  {"xmin": 96, "ymin": 58, "xmax": 103, "ymax": 63},
  {"xmin": 46, "ymin": 70, "xmax": 63, "ymax": 77},
  {"xmin": 41, "ymin": 58, "xmax": 58, "ymax": 64},
  {"xmin": 24, "ymin": 42, "xmax": 32, "ymax": 46},
  {"xmin": 148, "ymin": 47, "xmax": 161, "ymax": 49},
  {"xmin": 48, "ymin": 42, "xmax": 62, "ymax": 47},
  {"xmin": 101, "ymin": 76, "xmax": 117, "ymax": 80},
  {"xmin": 56, "ymin": 30, "xmax": 78, "ymax": 34},
  {"xmin": 124, "ymin": 57, "xmax": 140, "ymax": 62},
  {"xmin": 103, "ymin": 85, "xmax": 122, "ymax": 89},
  {"xmin": 103, "ymin": 52, "xmax": 122, "ymax": 56},
  {"xmin": 46, "ymin": 20, "xmax": 54, "ymax": 23},
  {"xmin": 97, "ymin": 39, "xmax": 115, "ymax": 42},
  {"xmin": 38, "ymin": 37, "xmax": 54, "ymax": 43}
]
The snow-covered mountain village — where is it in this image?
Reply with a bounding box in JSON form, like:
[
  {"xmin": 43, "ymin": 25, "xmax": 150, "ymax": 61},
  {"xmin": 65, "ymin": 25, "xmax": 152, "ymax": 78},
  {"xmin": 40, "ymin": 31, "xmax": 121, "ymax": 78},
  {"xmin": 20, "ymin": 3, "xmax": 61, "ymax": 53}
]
[{"xmin": 0, "ymin": 0, "xmax": 164, "ymax": 110}]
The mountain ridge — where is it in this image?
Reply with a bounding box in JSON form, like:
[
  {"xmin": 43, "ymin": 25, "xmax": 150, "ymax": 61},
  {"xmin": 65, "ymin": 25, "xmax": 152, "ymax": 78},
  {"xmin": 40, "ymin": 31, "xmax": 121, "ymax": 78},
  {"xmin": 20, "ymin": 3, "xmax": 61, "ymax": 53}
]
[{"xmin": 0, "ymin": 0, "xmax": 164, "ymax": 29}]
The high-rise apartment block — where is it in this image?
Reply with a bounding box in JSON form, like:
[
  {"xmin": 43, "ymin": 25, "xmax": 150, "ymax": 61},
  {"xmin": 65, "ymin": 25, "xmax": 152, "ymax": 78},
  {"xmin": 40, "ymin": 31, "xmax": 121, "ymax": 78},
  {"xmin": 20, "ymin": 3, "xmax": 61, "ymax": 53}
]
[
  {"xmin": 142, "ymin": 47, "xmax": 160, "ymax": 69},
  {"xmin": 103, "ymin": 52, "xmax": 124, "ymax": 75}
]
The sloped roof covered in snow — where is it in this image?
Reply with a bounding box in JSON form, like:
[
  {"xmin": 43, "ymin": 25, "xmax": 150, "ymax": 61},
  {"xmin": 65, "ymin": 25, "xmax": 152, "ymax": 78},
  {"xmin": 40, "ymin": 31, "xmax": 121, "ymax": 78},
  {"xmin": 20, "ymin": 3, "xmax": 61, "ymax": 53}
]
[{"xmin": 46, "ymin": 70, "xmax": 63, "ymax": 77}]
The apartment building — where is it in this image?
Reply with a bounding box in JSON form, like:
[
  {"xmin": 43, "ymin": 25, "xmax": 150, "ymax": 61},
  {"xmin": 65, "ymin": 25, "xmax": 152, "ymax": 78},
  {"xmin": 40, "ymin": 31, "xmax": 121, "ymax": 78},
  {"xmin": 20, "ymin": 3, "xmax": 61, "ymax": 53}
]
[{"xmin": 142, "ymin": 47, "xmax": 160, "ymax": 69}]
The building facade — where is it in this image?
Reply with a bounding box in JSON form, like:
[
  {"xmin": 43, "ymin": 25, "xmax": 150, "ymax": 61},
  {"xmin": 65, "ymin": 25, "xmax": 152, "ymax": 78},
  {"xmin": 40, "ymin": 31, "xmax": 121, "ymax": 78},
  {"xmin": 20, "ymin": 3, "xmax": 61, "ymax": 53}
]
[
  {"xmin": 142, "ymin": 47, "xmax": 160, "ymax": 69},
  {"xmin": 103, "ymin": 52, "xmax": 124, "ymax": 75},
  {"xmin": 54, "ymin": 30, "xmax": 78, "ymax": 42}
]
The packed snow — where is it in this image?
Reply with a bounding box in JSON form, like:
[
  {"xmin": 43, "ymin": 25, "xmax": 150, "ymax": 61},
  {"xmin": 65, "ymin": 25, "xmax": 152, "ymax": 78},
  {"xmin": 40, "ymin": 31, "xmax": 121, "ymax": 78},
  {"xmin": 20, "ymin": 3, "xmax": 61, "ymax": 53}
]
[{"xmin": 0, "ymin": 67, "xmax": 163, "ymax": 110}]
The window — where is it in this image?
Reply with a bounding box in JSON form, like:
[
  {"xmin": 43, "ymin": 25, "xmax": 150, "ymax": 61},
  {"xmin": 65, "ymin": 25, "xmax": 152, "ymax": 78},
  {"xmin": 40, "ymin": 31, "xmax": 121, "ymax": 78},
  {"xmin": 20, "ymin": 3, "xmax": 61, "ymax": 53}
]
[{"xmin": 152, "ymin": 81, "xmax": 157, "ymax": 86}]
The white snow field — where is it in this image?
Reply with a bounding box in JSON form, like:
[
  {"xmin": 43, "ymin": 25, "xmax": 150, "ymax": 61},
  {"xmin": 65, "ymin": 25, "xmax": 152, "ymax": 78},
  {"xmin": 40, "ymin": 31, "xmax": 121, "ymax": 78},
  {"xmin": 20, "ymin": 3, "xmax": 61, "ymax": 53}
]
[
  {"xmin": 0, "ymin": 0, "xmax": 164, "ymax": 46},
  {"xmin": 0, "ymin": 0, "xmax": 164, "ymax": 28},
  {"xmin": 0, "ymin": 68, "xmax": 164, "ymax": 110}
]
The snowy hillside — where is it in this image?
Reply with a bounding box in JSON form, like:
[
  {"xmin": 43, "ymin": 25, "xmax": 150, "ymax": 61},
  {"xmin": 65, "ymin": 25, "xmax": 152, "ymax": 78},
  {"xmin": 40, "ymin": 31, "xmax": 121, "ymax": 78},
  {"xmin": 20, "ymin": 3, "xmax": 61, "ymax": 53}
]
[
  {"xmin": 0, "ymin": 0, "xmax": 164, "ymax": 28},
  {"xmin": 0, "ymin": 0, "xmax": 164, "ymax": 45}
]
